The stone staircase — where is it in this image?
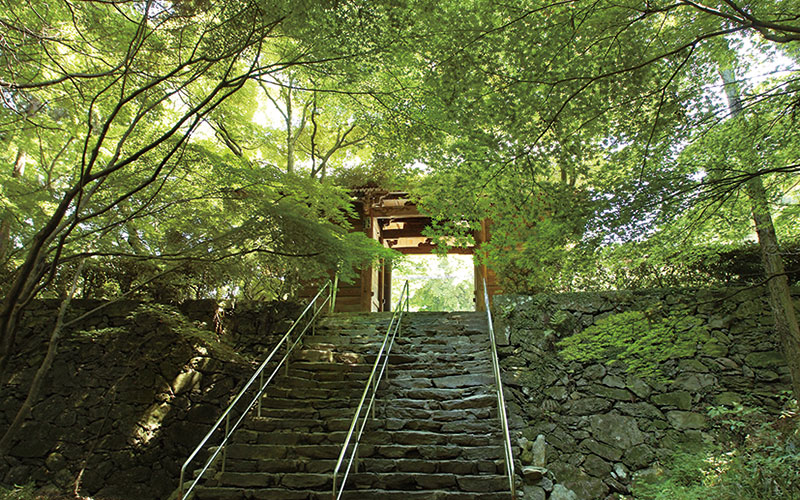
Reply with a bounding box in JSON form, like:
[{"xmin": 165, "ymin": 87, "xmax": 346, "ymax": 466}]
[{"xmin": 192, "ymin": 311, "xmax": 513, "ymax": 500}]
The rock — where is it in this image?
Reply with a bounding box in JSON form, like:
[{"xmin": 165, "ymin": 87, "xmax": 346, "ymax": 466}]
[
  {"xmin": 745, "ymin": 351, "xmax": 785, "ymax": 369},
  {"xmin": 651, "ymin": 391, "xmax": 692, "ymax": 410},
  {"xmin": 45, "ymin": 452, "xmax": 67, "ymax": 472},
  {"xmin": 582, "ymin": 454, "xmax": 612, "ymax": 477},
  {"xmin": 523, "ymin": 485, "xmax": 547, "ymax": 500},
  {"xmin": 581, "ymin": 439, "xmax": 623, "ymax": 461},
  {"xmin": 591, "ymin": 385, "xmax": 633, "ymax": 401},
  {"xmin": 716, "ymin": 357, "xmax": 740, "ymax": 370},
  {"xmin": 632, "ymin": 466, "xmax": 664, "ymax": 490},
  {"xmin": 755, "ymin": 369, "xmax": 780, "ymax": 382},
  {"xmin": 432, "ymin": 374, "xmax": 493, "ymax": 388},
  {"xmin": 701, "ymin": 341, "xmax": 729, "ymax": 357},
  {"xmin": 550, "ymin": 462, "xmax": 609, "ymax": 500},
  {"xmin": 589, "ymin": 414, "xmax": 644, "ymax": 449},
  {"xmin": 625, "ymin": 376, "xmax": 651, "ymax": 399},
  {"xmin": 584, "ymin": 364, "xmax": 606, "ymax": 380},
  {"xmin": 623, "ymin": 444, "xmax": 656, "ymax": 469},
  {"xmin": 601, "ymin": 375, "xmax": 625, "ymax": 388},
  {"xmin": 672, "ymin": 372, "xmax": 717, "ymax": 392},
  {"xmin": 172, "ymin": 369, "xmax": 202, "ymax": 395},
  {"xmin": 714, "ymin": 391, "xmax": 743, "ymax": 406},
  {"xmin": 677, "ymin": 359, "xmax": 709, "ymax": 373},
  {"xmin": 616, "ymin": 402, "xmax": 664, "ymax": 420},
  {"xmin": 666, "ymin": 411, "xmax": 708, "ymax": 430},
  {"xmin": 567, "ymin": 398, "xmax": 612, "ymax": 416},
  {"xmin": 546, "ymin": 386, "xmax": 568, "ymax": 401},
  {"xmin": 532, "ymin": 434, "xmax": 546, "ymax": 467},
  {"xmin": 612, "ymin": 463, "xmax": 629, "ymax": 481},
  {"xmin": 605, "ymin": 477, "xmax": 630, "ymax": 494},
  {"xmin": 523, "ymin": 466, "xmax": 548, "ymax": 482},
  {"xmin": 550, "ymin": 484, "xmax": 578, "ymax": 500}
]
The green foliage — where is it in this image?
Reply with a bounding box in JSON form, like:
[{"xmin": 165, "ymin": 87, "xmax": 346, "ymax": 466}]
[
  {"xmin": 634, "ymin": 403, "xmax": 800, "ymax": 500},
  {"xmin": 123, "ymin": 304, "xmax": 241, "ymax": 361},
  {"xmin": 0, "ymin": 484, "xmax": 36, "ymax": 500},
  {"xmin": 557, "ymin": 309, "xmax": 710, "ymax": 380},
  {"xmin": 392, "ymin": 255, "xmax": 474, "ymax": 311}
]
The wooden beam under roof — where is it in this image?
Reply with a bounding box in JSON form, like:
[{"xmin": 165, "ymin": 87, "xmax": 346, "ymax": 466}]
[
  {"xmin": 369, "ymin": 204, "xmax": 421, "ymax": 217},
  {"xmin": 394, "ymin": 244, "xmax": 474, "ymax": 255}
]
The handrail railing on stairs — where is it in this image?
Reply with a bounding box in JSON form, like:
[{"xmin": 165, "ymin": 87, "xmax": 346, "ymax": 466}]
[
  {"xmin": 178, "ymin": 279, "xmax": 337, "ymax": 500},
  {"xmin": 483, "ymin": 278, "xmax": 516, "ymax": 499},
  {"xmin": 332, "ymin": 280, "xmax": 410, "ymax": 500}
]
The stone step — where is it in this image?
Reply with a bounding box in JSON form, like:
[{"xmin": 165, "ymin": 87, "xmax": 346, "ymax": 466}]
[
  {"xmin": 251, "ymin": 407, "xmax": 496, "ymax": 423},
  {"xmin": 214, "ymin": 457, "xmax": 504, "ymax": 475},
  {"xmin": 206, "ymin": 471, "xmax": 509, "ymax": 492},
  {"xmin": 194, "ymin": 486, "xmax": 512, "ymax": 500},
  {"xmin": 258, "ymin": 393, "xmax": 497, "ymax": 412},
  {"xmin": 244, "ymin": 414, "xmax": 498, "ymax": 434},
  {"xmin": 233, "ymin": 429, "xmax": 501, "ymax": 447},
  {"xmin": 222, "ymin": 443, "xmax": 504, "ymax": 462},
  {"xmin": 288, "ymin": 360, "xmax": 493, "ymax": 377},
  {"xmin": 263, "ymin": 386, "xmax": 492, "ymax": 403},
  {"xmin": 302, "ymin": 334, "xmax": 489, "ymax": 348}
]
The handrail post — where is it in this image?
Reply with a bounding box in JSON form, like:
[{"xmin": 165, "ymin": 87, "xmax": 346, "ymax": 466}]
[
  {"xmin": 222, "ymin": 413, "xmax": 230, "ymax": 473},
  {"xmin": 285, "ymin": 327, "xmax": 291, "ymax": 376},
  {"xmin": 178, "ymin": 280, "xmax": 332, "ymax": 500},
  {"xmin": 330, "ymin": 274, "xmax": 339, "ymax": 313},
  {"xmin": 482, "ymin": 277, "xmax": 516, "ymax": 499},
  {"xmin": 257, "ymin": 371, "xmax": 264, "ymax": 417},
  {"xmin": 331, "ymin": 280, "xmax": 409, "ymax": 500}
]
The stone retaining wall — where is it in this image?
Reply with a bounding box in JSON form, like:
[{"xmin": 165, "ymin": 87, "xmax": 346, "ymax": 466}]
[
  {"xmin": 493, "ymin": 287, "xmax": 797, "ymax": 500},
  {"xmin": 0, "ymin": 299, "xmax": 300, "ymax": 499}
]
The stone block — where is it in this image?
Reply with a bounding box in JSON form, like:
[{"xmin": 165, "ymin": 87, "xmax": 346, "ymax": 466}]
[
  {"xmin": 580, "ymin": 439, "xmax": 622, "ymax": 461},
  {"xmin": 666, "ymin": 411, "xmax": 707, "ymax": 430},
  {"xmin": 550, "ymin": 483, "xmax": 578, "ymax": 500},
  {"xmin": 651, "ymin": 391, "xmax": 692, "ymax": 410},
  {"xmin": 566, "ymin": 398, "xmax": 612, "ymax": 416},
  {"xmin": 589, "ymin": 414, "xmax": 644, "ymax": 449},
  {"xmin": 745, "ymin": 351, "xmax": 785, "ymax": 369},
  {"xmin": 623, "ymin": 444, "xmax": 656, "ymax": 469}
]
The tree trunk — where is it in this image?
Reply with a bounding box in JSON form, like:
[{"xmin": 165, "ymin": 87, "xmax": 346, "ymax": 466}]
[
  {"xmin": 0, "ymin": 259, "xmax": 83, "ymax": 454},
  {"xmin": 285, "ymin": 88, "xmax": 294, "ymax": 174},
  {"xmin": 721, "ymin": 68, "xmax": 800, "ymax": 399},
  {"xmin": 746, "ymin": 178, "xmax": 800, "ymax": 398},
  {"xmin": 0, "ymin": 149, "xmax": 27, "ymax": 262}
]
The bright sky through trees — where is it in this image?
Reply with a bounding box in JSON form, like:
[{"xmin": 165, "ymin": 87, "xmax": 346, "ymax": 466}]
[{"xmin": 392, "ymin": 255, "xmax": 474, "ymax": 312}]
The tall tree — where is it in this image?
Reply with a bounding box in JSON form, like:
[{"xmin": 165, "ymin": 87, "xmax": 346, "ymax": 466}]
[{"xmin": 0, "ymin": 0, "xmax": 395, "ymax": 372}]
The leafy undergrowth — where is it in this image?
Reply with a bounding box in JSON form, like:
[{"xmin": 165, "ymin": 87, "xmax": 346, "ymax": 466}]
[
  {"xmin": 634, "ymin": 399, "xmax": 800, "ymax": 500},
  {"xmin": 0, "ymin": 484, "xmax": 124, "ymax": 500}
]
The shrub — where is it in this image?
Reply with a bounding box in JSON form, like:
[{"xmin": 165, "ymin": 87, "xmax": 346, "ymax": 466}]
[{"xmin": 634, "ymin": 402, "xmax": 800, "ymax": 500}]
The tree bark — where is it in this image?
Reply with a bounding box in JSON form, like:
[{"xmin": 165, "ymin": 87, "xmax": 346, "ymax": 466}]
[
  {"xmin": 0, "ymin": 148, "xmax": 27, "ymax": 262},
  {"xmin": 721, "ymin": 68, "xmax": 800, "ymax": 398},
  {"xmin": 0, "ymin": 259, "xmax": 83, "ymax": 455},
  {"xmin": 746, "ymin": 178, "xmax": 800, "ymax": 398}
]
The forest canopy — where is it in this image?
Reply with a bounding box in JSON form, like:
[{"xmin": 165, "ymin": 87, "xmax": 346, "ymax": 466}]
[{"xmin": 1, "ymin": 0, "xmax": 799, "ymax": 386}]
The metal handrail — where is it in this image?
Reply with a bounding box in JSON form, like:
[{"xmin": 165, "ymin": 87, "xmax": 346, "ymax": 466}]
[
  {"xmin": 178, "ymin": 280, "xmax": 336, "ymax": 500},
  {"xmin": 332, "ymin": 280, "xmax": 410, "ymax": 500},
  {"xmin": 483, "ymin": 278, "xmax": 516, "ymax": 499}
]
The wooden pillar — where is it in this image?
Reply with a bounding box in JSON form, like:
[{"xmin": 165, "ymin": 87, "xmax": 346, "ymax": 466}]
[
  {"xmin": 474, "ymin": 219, "xmax": 489, "ymax": 311},
  {"xmin": 382, "ymin": 259, "xmax": 392, "ymax": 312},
  {"xmin": 361, "ymin": 216, "xmax": 379, "ymax": 312}
]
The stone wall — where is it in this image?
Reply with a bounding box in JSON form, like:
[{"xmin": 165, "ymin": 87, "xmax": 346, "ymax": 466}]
[
  {"xmin": 493, "ymin": 287, "xmax": 797, "ymax": 500},
  {"xmin": 0, "ymin": 299, "xmax": 300, "ymax": 499}
]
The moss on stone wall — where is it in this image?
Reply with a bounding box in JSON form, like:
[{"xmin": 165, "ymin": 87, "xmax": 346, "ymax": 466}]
[{"xmin": 494, "ymin": 287, "xmax": 797, "ymax": 500}]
